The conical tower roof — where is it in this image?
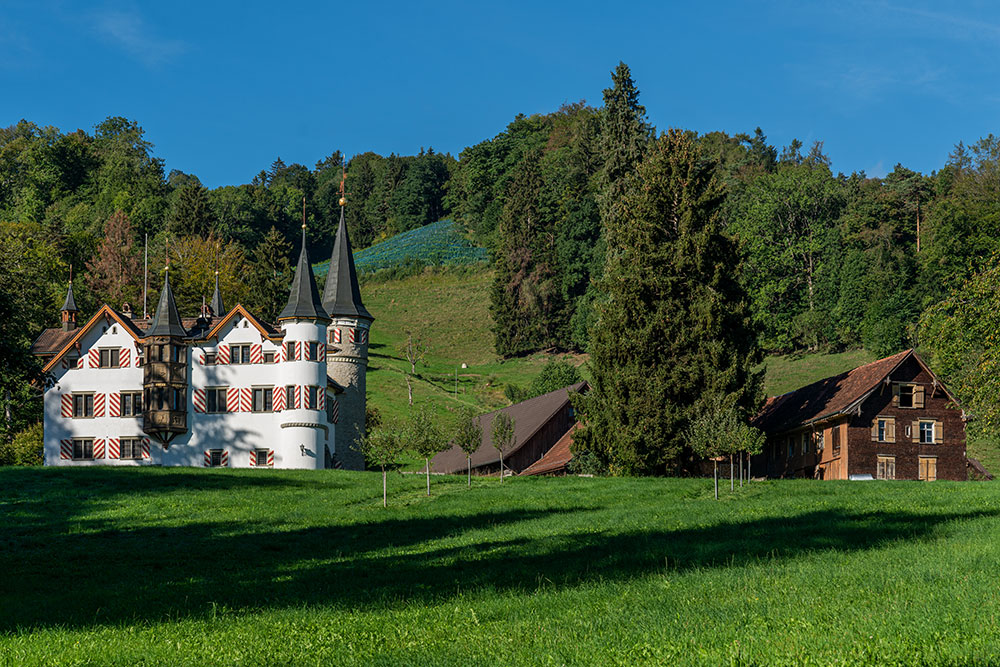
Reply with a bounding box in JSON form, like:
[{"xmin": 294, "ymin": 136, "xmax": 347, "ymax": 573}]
[
  {"xmin": 146, "ymin": 271, "xmax": 187, "ymax": 337},
  {"xmin": 61, "ymin": 282, "xmax": 78, "ymax": 313},
  {"xmin": 210, "ymin": 271, "xmax": 225, "ymax": 316},
  {"xmin": 278, "ymin": 227, "xmax": 330, "ymax": 322},
  {"xmin": 322, "ymin": 207, "xmax": 372, "ymax": 321}
]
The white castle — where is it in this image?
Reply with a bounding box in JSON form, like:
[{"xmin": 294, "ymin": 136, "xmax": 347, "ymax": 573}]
[{"xmin": 31, "ymin": 207, "xmax": 372, "ymax": 470}]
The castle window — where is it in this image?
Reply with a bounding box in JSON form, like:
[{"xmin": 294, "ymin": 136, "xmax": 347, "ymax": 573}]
[
  {"xmin": 120, "ymin": 438, "xmax": 143, "ymax": 460},
  {"xmin": 252, "ymin": 387, "xmax": 273, "ymax": 412},
  {"xmin": 206, "ymin": 387, "xmax": 227, "ymax": 414},
  {"xmin": 207, "ymin": 449, "xmax": 224, "ymax": 467},
  {"xmin": 121, "ymin": 392, "xmax": 142, "ymax": 417},
  {"xmin": 99, "ymin": 348, "xmax": 120, "ymax": 368},
  {"xmin": 72, "ymin": 439, "xmax": 94, "ymax": 460},
  {"xmin": 308, "ymin": 342, "xmax": 318, "ymax": 361},
  {"xmin": 252, "ymin": 448, "xmax": 271, "ymax": 467},
  {"xmin": 263, "ymin": 351, "xmax": 275, "ymax": 364},
  {"xmin": 306, "ymin": 386, "xmax": 318, "ymax": 410},
  {"xmin": 73, "ymin": 394, "xmax": 94, "ymax": 418},
  {"xmin": 286, "ymin": 385, "xmax": 295, "ymax": 409},
  {"xmin": 230, "ymin": 344, "xmax": 251, "ymax": 364},
  {"xmin": 286, "ymin": 342, "xmax": 295, "ymax": 361},
  {"xmin": 205, "ymin": 352, "xmax": 217, "ymax": 365}
]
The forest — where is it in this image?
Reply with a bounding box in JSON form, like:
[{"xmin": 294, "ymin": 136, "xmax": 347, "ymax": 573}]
[{"xmin": 3, "ymin": 62, "xmax": 1000, "ymax": 469}]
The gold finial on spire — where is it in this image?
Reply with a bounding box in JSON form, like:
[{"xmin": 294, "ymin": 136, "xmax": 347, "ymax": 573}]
[
  {"xmin": 338, "ymin": 159, "xmax": 348, "ymax": 207},
  {"xmin": 302, "ymin": 196, "xmax": 307, "ymax": 230}
]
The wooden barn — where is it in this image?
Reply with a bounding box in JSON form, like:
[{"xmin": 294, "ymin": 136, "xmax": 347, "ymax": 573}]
[
  {"xmin": 431, "ymin": 382, "xmax": 586, "ymax": 476},
  {"xmin": 752, "ymin": 349, "xmax": 969, "ymax": 481}
]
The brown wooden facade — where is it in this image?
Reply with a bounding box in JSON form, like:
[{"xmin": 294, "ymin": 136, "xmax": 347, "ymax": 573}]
[{"xmin": 752, "ymin": 351, "xmax": 967, "ymax": 481}]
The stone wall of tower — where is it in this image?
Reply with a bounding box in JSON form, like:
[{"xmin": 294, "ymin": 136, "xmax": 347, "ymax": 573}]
[{"xmin": 327, "ymin": 317, "xmax": 369, "ymax": 470}]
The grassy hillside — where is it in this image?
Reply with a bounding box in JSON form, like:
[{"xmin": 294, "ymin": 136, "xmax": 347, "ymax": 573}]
[
  {"xmin": 4, "ymin": 468, "xmax": 1000, "ymax": 665},
  {"xmin": 360, "ymin": 266, "xmax": 584, "ymax": 427},
  {"xmin": 762, "ymin": 348, "xmax": 878, "ymax": 396}
]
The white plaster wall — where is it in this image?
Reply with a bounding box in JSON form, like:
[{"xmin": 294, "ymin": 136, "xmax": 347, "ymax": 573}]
[{"xmin": 43, "ymin": 320, "xmax": 148, "ymax": 466}]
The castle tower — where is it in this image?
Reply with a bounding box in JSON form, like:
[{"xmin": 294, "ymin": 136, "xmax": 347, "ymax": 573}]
[
  {"xmin": 276, "ymin": 225, "xmax": 331, "ymax": 470},
  {"xmin": 322, "ymin": 201, "xmax": 373, "ymax": 471},
  {"xmin": 142, "ymin": 270, "xmax": 189, "ymax": 448},
  {"xmin": 60, "ymin": 281, "xmax": 78, "ymax": 332}
]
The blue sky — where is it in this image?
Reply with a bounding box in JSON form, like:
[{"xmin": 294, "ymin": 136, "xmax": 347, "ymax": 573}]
[{"xmin": 2, "ymin": 1, "xmax": 998, "ymax": 187}]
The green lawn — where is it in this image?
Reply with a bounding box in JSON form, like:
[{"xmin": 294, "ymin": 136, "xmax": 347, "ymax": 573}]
[{"xmin": 3, "ymin": 468, "xmax": 1000, "ymax": 665}]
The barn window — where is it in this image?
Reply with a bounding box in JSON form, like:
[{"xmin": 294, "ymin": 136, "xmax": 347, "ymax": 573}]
[
  {"xmin": 120, "ymin": 438, "xmax": 143, "ymax": 460},
  {"xmin": 876, "ymin": 455, "xmax": 896, "ymax": 480},
  {"xmin": 919, "ymin": 456, "xmax": 937, "ymax": 482},
  {"xmin": 831, "ymin": 426, "xmax": 841, "ymax": 457},
  {"xmin": 898, "ymin": 384, "xmax": 915, "ymax": 408},
  {"xmin": 72, "ymin": 439, "xmax": 94, "ymax": 460},
  {"xmin": 815, "ymin": 431, "xmax": 824, "ymax": 451},
  {"xmin": 919, "ymin": 421, "xmax": 935, "ymax": 444}
]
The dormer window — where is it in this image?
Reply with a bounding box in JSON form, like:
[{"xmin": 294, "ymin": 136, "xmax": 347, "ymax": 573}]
[{"xmin": 899, "ymin": 385, "xmax": 914, "ymax": 408}]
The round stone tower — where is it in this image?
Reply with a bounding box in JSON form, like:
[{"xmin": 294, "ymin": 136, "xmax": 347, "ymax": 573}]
[
  {"xmin": 321, "ymin": 202, "xmax": 372, "ymax": 471},
  {"xmin": 276, "ymin": 226, "xmax": 331, "ymax": 470}
]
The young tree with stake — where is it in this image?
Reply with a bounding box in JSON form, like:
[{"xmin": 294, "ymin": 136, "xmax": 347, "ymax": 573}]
[
  {"xmin": 358, "ymin": 425, "xmax": 406, "ymax": 508},
  {"xmin": 686, "ymin": 395, "xmax": 764, "ymax": 500},
  {"xmin": 407, "ymin": 406, "xmax": 445, "ymax": 496},
  {"xmin": 492, "ymin": 412, "xmax": 515, "ymax": 482},
  {"xmin": 454, "ymin": 406, "xmax": 483, "ymax": 488}
]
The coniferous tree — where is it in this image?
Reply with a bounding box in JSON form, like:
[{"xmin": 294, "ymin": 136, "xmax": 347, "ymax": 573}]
[
  {"xmin": 246, "ymin": 226, "xmax": 293, "ymax": 322},
  {"xmin": 574, "ymin": 129, "xmax": 762, "ymax": 475},
  {"xmin": 169, "ymin": 184, "xmax": 215, "ymax": 237}
]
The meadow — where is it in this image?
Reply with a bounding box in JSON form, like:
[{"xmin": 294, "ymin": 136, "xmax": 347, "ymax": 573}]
[{"xmin": 3, "ymin": 468, "xmax": 1000, "ymax": 665}]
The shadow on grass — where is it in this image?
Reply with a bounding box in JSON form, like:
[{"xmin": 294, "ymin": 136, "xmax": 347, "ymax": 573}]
[{"xmin": 1, "ymin": 486, "xmax": 995, "ymax": 631}]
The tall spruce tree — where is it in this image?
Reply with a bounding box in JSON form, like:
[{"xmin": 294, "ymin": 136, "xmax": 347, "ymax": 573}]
[
  {"xmin": 169, "ymin": 183, "xmax": 215, "ymax": 237},
  {"xmin": 574, "ymin": 129, "xmax": 762, "ymax": 475}
]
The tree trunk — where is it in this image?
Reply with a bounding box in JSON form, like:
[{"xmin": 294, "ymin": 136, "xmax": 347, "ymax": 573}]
[
  {"xmin": 406, "ymin": 375, "xmax": 413, "ymax": 405},
  {"xmin": 747, "ymin": 451, "xmax": 751, "ymax": 483},
  {"xmin": 739, "ymin": 452, "xmax": 743, "ymax": 488},
  {"xmin": 382, "ymin": 465, "xmax": 387, "ymax": 508},
  {"xmin": 713, "ymin": 460, "xmax": 719, "ymax": 500},
  {"xmin": 467, "ymin": 456, "xmax": 471, "ymax": 488},
  {"xmin": 500, "ymin": 453, "xmax": 504, "ymax": 483},
  {"xmin": 730, "ymin": 454, "xmax": 734, "ymax": 492},
  {"xmin": 425, "ymin": 457, "xmax": 430, "ymax": 496}
]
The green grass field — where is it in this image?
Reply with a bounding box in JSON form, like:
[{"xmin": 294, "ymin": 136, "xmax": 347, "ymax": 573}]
[{"xmin": 3, "ymin": 468, "xmax": 1000, "ymax": 665}]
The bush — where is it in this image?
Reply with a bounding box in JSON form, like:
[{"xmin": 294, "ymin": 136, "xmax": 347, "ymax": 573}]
[{"xmin": 0, "ymin": 422, "xmax": 43, "ymax": 466}]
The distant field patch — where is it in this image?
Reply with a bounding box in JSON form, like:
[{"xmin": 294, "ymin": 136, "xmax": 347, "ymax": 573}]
[{"xmin": 314, "ymin": 220, "xmax": 488, "ymax": 279}]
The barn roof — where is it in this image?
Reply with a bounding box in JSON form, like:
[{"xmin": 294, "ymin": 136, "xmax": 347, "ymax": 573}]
[
  {"xmin": 754, "ymin": 349, "xmax": 948, "ymax": 433},
  {"xmin": 431, "ymin": 382, "xmax": 587, "ymax": 474},
  {"xmin": 520, "ymin": 422, "xmax": 580, "ymax": 476}
]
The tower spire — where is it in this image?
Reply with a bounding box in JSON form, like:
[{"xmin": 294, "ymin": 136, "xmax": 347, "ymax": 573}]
[
  {"xmin": 61, "ymin": 271, "xmax": 78, "ymax": 332},
  {"xmin": 147, "ymin": 270, "xmax": 186, "ymax": 337},
  {"xmin": 277, "ymin": 205, "xmax": 329, "ymax": 322},
  {"xmin": 321, "ymin": 162, "xmax": 372, "ymax": 321}
]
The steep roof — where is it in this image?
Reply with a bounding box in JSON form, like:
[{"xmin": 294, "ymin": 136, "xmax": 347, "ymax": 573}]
[
  {"xmin": 146, "ymin": 272, "xmax": 187, "ymax": 338},
  {"xmin": 520, "ymin": 422, "xmax": 580, "ymax": 476},
  {"xmin": 38, "ymin": 306, "xmax": 146, "ymax": 372},
  {"xmin": 31, "ymin": 328, "xmax": 77, "ymax": 357},
  {"xmin": 278, "ymin": 227, "xmax": 330, "ymax": 322},
  {"xmin": 196, "ymin": 304, "xmax": 283, "ymax": 342},
  {"xmin": 431, "ymin": 381, "xmax": 587, "ymax": 474},
  {"xmin": 321, "ymin": 207, "xmax": 372, "ymax": 321},
  {"xmin": 210, "ymin": 272, "xmax": 225, "ymax": 317},
  {"xmin": 61, "ymin": 282, "xmax": 78, "ymax": 312},
  {"xmin": 754, "ymin": 349, "xmax": 939, "ymax": 433}
]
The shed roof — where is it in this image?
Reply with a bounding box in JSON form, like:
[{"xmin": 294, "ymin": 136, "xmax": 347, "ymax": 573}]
[{"xmin": 431, "ymin": 381, "xmax": 587, "ymax": 474}]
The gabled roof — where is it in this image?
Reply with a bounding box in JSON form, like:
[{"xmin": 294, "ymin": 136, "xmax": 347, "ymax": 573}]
[
  {"xmin": 40, "ymin": 306, "xmax": 145, "ymax": 373},
  {"xmin": 754, "ymin": 349, "xmax": 955, "ymax": 433},
  {"xmin": 146, "ymin": 273, "xmax": 187, "ymax": 337},
  {"xmin": 61, "ymin": 282, "xmax": 78, "ymax": 312},
  {"xmin": 278, "ymin": 227, "xmax": 330, "ymax": 322},
  {"xmin": 196, "ymin": 304, "xmax": 283, "ymax": 343},
  {"xmin": 321, "ymin": 207, "xmax": 372, "ymax": 321},
  {"xmin": 520, "ymin": 422, "xmax": 580, "ymax": 476},
  {"xmin": 431, "ymin": 381, "xmax": 587, "ymax": 474}
]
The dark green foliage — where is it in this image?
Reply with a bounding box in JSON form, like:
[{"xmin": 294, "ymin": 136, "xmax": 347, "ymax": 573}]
[
  {"xmin": 529, "ymin": 358, "xmax": 582, "ymax": 397},
  {"xmin": 247, "ymin": 227, "xmax": 294, "ymax": 323},
  {"xmin": 0, "ymin": 422, "xmax": 43, "ymax": 466},
  {"xmin": 169, "ymin": 184, "xmax": 215, "ymax": 237},
  {"xmin": 574, "ymin": 129, "xmax": 762, "ymax": 475}
]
